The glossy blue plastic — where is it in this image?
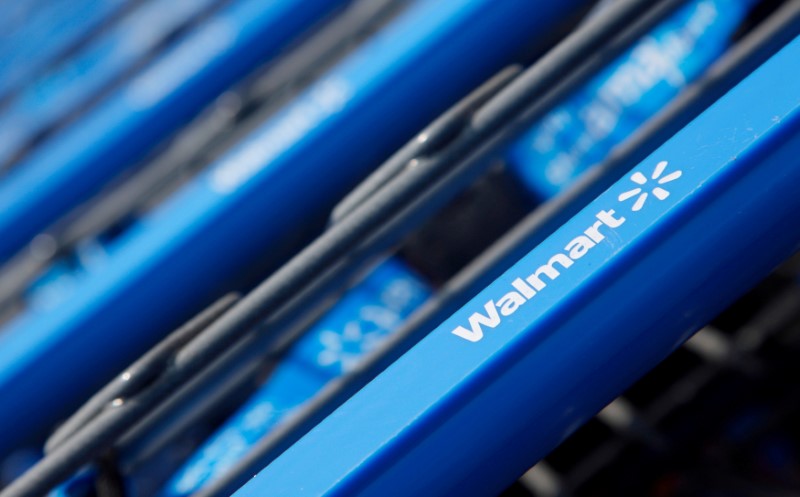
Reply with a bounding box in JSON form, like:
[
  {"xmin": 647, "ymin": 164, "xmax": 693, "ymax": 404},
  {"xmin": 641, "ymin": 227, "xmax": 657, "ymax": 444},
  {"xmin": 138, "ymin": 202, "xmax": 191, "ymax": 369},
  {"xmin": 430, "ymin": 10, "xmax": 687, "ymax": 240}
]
[
  {"xmin": 160, "ymin": 259, "xmax": 429, "ymax": 496},
  {"xmin": 508, "ymin": 0, "xmax": 754, "ymax": 199},
  {"xmin": 0, "ymin": 0, "xmax": 127, "ymax": 102},
  {"xmin": 236, "ymin": 34, "xmax": 800, "ymax": 497},
  {"xmin": 0, "ymin": 0, "xmax": 224, "ymax": 167},
  {"xmin": 0, "ymin": 0, "xmax": 587, "ymax": 457},
  {"xmin": 0, "ymin": 0, "xmax": 348, "ymax": 262},
  {"xmin": 156, "ymin": 2, "xmax": 755, "ymax": 491}
]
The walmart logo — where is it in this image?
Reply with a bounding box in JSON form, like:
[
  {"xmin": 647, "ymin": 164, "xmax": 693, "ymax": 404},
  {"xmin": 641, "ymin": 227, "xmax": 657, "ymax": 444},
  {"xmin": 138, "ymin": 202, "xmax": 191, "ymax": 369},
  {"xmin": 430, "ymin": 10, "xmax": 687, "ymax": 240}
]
[
  {"xmin": 617, "ymin": 161, "xmax": 682, "ymax": 211},
  {"xmin": 451, "ymin": 160, "xmax": 682, "ymax": 342}
]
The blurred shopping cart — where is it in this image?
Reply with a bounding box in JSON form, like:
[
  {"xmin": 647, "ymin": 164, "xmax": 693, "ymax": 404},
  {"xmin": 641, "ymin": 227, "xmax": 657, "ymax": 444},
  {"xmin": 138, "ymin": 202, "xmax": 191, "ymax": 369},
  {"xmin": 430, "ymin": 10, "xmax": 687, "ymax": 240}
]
[{"xmin": 0, "ymin": 0, "xmax": 799, "ymax": 496}]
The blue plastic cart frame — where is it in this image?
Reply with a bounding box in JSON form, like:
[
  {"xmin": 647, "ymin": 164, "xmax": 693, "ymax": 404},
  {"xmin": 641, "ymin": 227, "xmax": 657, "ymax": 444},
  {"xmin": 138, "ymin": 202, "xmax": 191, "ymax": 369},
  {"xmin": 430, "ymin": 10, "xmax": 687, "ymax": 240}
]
[{"xmin": 238, "ymin": 32, "xmax": 800, "ymax": 497}]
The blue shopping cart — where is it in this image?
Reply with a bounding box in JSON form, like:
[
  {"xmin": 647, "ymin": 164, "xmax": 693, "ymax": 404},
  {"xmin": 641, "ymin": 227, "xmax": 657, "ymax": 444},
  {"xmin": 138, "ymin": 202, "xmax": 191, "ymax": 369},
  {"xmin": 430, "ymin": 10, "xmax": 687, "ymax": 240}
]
[{"xmin": 1, "ymin": 1, "xmax": 799, "ymax": 496}]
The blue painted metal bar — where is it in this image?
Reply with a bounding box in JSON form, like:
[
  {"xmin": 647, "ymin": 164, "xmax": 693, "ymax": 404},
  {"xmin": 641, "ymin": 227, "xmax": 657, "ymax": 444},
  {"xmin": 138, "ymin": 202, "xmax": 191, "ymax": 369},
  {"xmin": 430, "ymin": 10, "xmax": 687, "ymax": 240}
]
[
  {"xmin": 236, "ymin": 34, "xmax": 800, "ymax": 497},
  {"xmin": 0, "ymin": 0, "xmax": 586, "ymax": 458}
]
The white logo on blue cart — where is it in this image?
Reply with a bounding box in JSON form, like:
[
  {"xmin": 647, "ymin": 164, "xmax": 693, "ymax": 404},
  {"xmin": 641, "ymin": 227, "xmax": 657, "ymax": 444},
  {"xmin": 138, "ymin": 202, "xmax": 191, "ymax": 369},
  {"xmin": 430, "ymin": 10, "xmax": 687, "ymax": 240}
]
[
  {"xmin": 452, "ymin": 160, "xmax": 682, "ymax": 342},
  {"xmin": 617, "ymin": 161, "xmax": 682, "ymax": 211}
]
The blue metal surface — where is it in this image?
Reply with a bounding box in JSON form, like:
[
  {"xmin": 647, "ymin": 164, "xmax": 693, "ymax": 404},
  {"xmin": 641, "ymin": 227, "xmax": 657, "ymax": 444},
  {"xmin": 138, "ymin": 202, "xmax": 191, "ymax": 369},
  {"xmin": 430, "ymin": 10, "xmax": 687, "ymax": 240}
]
[
  {"xmin": 236, "ymin": 34, "xmax": 800, "ymax": 497},
  {"xmin": 160, "ymin": 259, "xmax": 429, "ymax": 496},
  {"xmin": 0, "ymin": 0, "xmax": 224, "ymax": 168},
  {"xmin": 508, "ymin": 0, "xmax": 753, "ymax": 199},
  {"xmin": 0, "ymin": 0, "xmax": 587, "ymax": 457},
  {"xmin": 0, "ymin": 0, "xmax": 348, "ymax": 263}
]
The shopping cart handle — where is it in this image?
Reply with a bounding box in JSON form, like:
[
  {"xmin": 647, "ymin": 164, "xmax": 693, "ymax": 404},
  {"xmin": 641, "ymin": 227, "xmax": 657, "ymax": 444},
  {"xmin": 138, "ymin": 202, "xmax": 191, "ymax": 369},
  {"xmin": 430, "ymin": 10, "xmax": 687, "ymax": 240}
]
[{"xmin": 235, "ymin": 34, "xmax": 800, "ymax": 497}]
